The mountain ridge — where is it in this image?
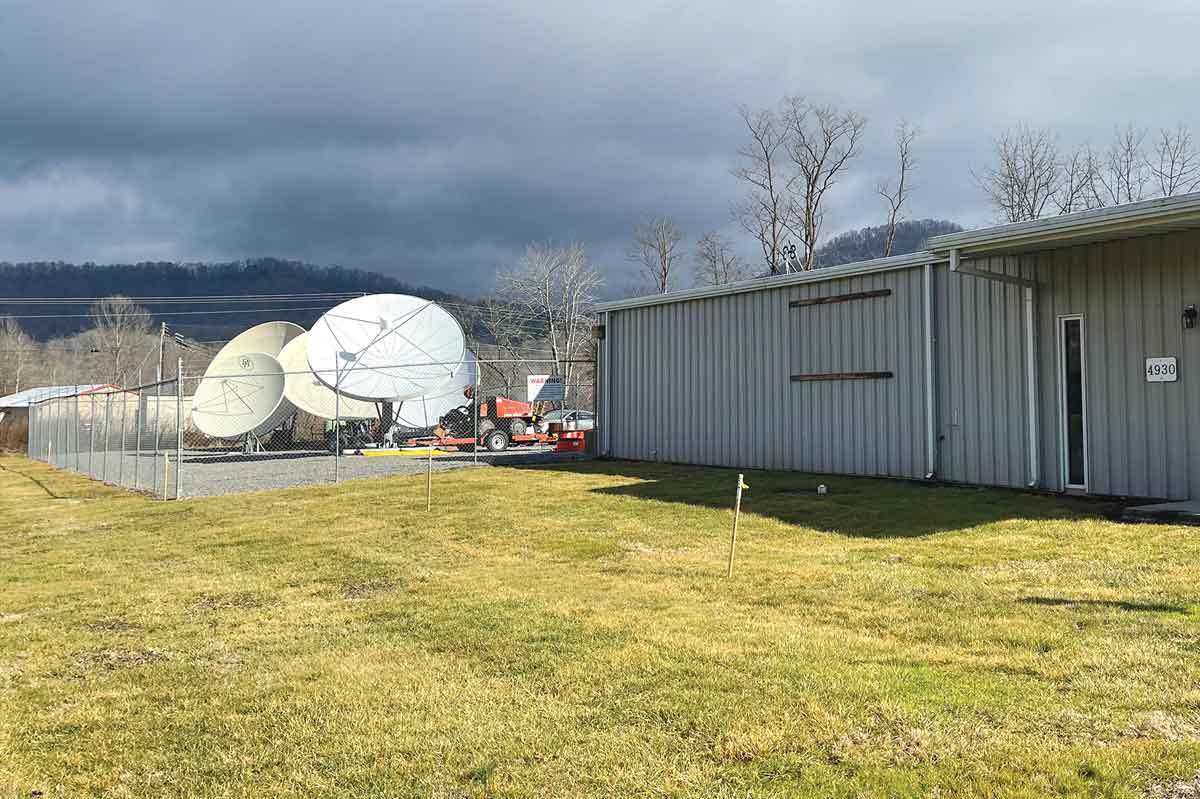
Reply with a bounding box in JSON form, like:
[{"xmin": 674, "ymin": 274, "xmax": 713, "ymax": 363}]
[{"xmin": 0, "ymin": 258, "xmax": 470, "ymax": 341}]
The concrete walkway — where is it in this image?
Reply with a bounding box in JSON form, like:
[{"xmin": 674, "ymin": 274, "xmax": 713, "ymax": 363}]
[{"xmin": 1123, "ymin": 499, "xmax": 1200, "ymax": 524}]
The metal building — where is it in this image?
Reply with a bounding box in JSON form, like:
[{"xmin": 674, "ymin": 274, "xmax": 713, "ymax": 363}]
[{"xmin": 595, "ymin": 193, "xmax": 1200, "ymax": 501}]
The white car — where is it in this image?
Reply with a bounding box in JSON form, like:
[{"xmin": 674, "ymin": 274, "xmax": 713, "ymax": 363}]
[{"xmin": 539, "ymin": 409, "xmax": 595, "ymax": 431}]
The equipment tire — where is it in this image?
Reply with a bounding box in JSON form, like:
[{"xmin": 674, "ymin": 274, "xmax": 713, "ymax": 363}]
[
  {"xmin": 508, "ymin": 418, "xmax": 527, "ymax": 436},
  {"xmin": 484, "ymin": 430, "xmax": 509, "ymax": 452}
]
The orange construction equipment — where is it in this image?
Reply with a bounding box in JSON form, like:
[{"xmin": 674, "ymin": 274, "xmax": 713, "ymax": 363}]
[{"xmin": 556, "ymin": 430, "xmax": 585, "ymax": 452}]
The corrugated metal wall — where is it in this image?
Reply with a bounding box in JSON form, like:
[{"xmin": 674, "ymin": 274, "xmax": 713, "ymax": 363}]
[
  {"xmin": 933, "ymin": 260, "xmax": 1030, "ymax": 490},
  {"xmin": 604, "ymin": 230, "xmax": 1200, "ymax": 500},
  {"xmin": 1023, "ymin": 231, "xmax": 1200, "ymax": 499},
  {"xmin": 788, "ymin": 269, "xmax": 928, "ymax": 478},
  {"xmin": 605, "ymin": 266, "xmax": 929, "ymax": 478}
]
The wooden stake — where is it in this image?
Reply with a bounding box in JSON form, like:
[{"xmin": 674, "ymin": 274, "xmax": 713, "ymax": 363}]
[
  {"xmin": 426, "ymin": 446, "xmax": 433, "ymax": 512},
  {"xmin": 727, "ymin": 473, "xmax": 746, "ymax": 578}
]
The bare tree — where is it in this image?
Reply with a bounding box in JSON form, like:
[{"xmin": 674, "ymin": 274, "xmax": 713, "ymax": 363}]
[
  {"xmin": 628, "ymin": 216, "xmax": 682, "ymax": 294},
  {"xmin": 1055, "ymin": 144, "xmax": 1104, "ymax": 214},
  {"xmin": 731, "ymin": 105, "xmax": 797, "ymax": 275},
  {"xmin": 1098, "ymin": 123, "xmax": 1149, "ymax": 205},
  {"xmin": 1150, "ymin": 124, "xmax": 1200, "ymax": 197},
  {"xmin": 878, "ymin": 121, "xmax": 918, "ymax": 257},
  {"xmin": 694, "ymin": 232, "xmax": 748, "ymax": 286},
  {"xmin": 975, "ymin": 124, "xmax": 1060, "ymax": 222},
  {"xmin": 0, "ymin": 316, "xmax": 36, "ymax": 395},
  {"xmin": 783, "ymin": 97, "xmax": 867, "ymax": 270},
  {"xmin": 88, "ymin": 295, "xmax": 152, "ymax": 384},
  {"xmin": 496, "ymin": 243, "xmax": 601, "ymax": 403},
  {"xmin": 478, "ymin": 300, "xmax": 537, "ymax": 398}
]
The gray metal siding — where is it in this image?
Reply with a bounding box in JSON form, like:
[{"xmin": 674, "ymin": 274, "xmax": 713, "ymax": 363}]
[
  {"xmin": 604, "ymin": 229, "xmax": 1200, "ymax": 500},
  {"xmin": 934, "ymin": 258, "xmax": 1030, "ymax": 489},
  {"xmin": 607, "ymin": 268, "xmax": 929, "ymax": 478},
  {"xmin": 1026, "ymin": 232, "xmax": 1200, "ymax": 499},
  {"xmin": 787, "ymin": 270, "xmax": 927, "ymax": 479}
]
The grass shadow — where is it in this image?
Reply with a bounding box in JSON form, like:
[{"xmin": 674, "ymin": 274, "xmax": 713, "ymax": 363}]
[
  {"xmin": 0, "ymin": 460, "xmax": 69, "ymax": 500},
  {"xmin": 1019, "ymin": 596, "xmax": 1187, "ymax": 614},
  {"xmin": 505, "ymin": 459, "xmax": 1120, "ymax": 539}
]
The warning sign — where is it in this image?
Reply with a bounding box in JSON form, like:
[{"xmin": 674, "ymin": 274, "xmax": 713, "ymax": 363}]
[{"xmin": 527, "ymin": 374, "xmax": 565, "ymax": 402}]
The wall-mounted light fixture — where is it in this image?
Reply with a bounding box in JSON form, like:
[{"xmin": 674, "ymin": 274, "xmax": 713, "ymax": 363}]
[{"xmin": 1183, "ymin": 304, "xmax": 1198, "ymax": 330}]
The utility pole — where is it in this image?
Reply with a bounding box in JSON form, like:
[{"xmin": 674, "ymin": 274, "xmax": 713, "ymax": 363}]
[{"xmin": 156, "ymin": 321, "xmax": 166, "ymax": 382}]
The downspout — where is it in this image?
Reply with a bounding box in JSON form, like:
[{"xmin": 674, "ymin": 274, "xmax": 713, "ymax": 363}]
[
  {"xmin": 1024, "ymin": 285, "xmax": 1040, "ymax": 488},
  {"xmin": 923, "ymin": 262, "xmax": 937, "ymax": 479},
  {"xmin": 948, "ymin": 247, "xmax": 1040, "ymax": 488},
  {"xmin": 602, "ymin": 311, "xmax": 611, "ymax": 457}
]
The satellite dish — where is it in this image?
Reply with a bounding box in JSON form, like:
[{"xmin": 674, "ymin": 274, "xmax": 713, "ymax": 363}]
[
  {"xmin": 307, "ymin": 294, "xmax": 465, "ymax": 402},
  {"xmin": 217, "ymin": 320, "xmax": 305, "ymax": 359},
  {"xmin": 278, "ymin": 332, "xmax": 379, "ymax": 420},
  {"xmin": 395, "ymin": 350, "xmax": 479, "ymax": 428},
  {"xmin": 191, "ymin": 352, "xmax": 294, "ymax": 439}
]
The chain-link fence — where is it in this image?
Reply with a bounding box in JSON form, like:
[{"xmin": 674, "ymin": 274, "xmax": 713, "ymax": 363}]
[
  {"xmin": 25, "ymin": 355, "xmax": 596, "ymax": 500},
  {"xmin": 26, "ymin": 379, "xmax": 185, "ymax": 499}
]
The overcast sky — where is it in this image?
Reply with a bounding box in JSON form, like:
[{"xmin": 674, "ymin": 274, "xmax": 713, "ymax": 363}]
[{"xmin": 2, "ymin": 0, "xmax": 1198, "ymax": 298}]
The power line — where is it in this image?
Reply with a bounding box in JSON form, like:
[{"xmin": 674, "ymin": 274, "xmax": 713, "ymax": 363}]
[
  {"xmin": 0, "ymin": 292, "xmax": 369, "ymax": 304},
  {"xmin": 1, "ymin": 301, "xmax": 570, "ymax": 328},
  {"xmin": 0, "ymin": 305, "xmax": 340, "ymax": 320}
]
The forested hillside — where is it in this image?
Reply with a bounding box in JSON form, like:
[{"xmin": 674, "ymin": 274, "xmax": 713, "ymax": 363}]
[
  {"xmin": 814, "ymin": 219, "xmax": 963, "ymax": 268},
  {"xmin": 0, "ymin": 259, "xmax": 466, "ymax": 341}
]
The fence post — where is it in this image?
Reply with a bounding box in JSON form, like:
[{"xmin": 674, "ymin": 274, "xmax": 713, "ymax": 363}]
[
  {"xmin": 134, "ymin": 386, "xmax": 142, "ymax": 491},
  {"xmin": 472, "ymin": 368, "xmax": 479, "ymax": 465},
  {"xmin": 423, "ymin": 395, "xmax": 432, "ymax": 510},
  {"xmin": 333, "ymin": 360, "xmax": 341, "ymax": 484},
  {"xmin": 73, "ymin": 389, "xmax": 80, "ymax": 473},
  {"xmin": 119, "ymin": 389, "xmax": 129, "ymax": 487},
  {"xmin": 102, "ymin": 392, "xmax": 112, "ymax": 483},
  {"xmin": 88, "ymin": 394, "xmax": 96, "ymax": 476},
  {"xmin": 175, "ymin": 359, "xmax": 183, "ymax": 500},
  {"xmin": 48, "ymin": 401, "xmax": 56, "ymax": 466},
  {"xmin": 153, "ymin": 385, "xmax": 163, "ymax": 499}
]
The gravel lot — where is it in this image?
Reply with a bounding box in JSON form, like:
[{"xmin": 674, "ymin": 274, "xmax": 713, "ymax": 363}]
[
  {"xmin": 41, "ymin": 443, "xmax": 589, "ymax": 498},
  {"xmin": 178, "ymin": 446, "xmax": 585, "ymax": 498}
]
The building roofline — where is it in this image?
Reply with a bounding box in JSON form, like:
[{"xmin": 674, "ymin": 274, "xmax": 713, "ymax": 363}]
[
  {"xmin": 593, "ymin": 250, "xmax": 942, "ymax": 313},
  {"xmin": 596, "ymin": 192, "xmax": 1200, "ymax": 314},
  {"xmin": 927, "ymin": 191, "xmax": 1200, "ymax": 254}
]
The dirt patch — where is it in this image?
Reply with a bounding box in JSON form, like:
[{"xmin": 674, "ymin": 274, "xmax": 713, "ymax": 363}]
[
  {"xmin": 190, "ymin": 591, "xmax": 275, "ymax": 612},
  {"xmin": 340, "ymin": 579, "xmax": 398, "ymax": 599},
  {"xmin": 85, "ymin": 617, "xmax": 141, "ymax": 633},
  {"xmin": 74, "ymin": 648, "xmax": 167, "ymax": 671},
  {"xmin": 1128, "ymin": 711, "xmax": 1200, "ymax": 742},
  {"xmin": 1147, "ymin": 771, "xmax": 1200, "ymax": 799}
]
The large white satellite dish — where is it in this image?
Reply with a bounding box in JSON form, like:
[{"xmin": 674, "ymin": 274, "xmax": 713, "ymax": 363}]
[
  {"xmin": 191, "ymin": 352, "xmax": 294, "ymax": 438},
  {"xmin": 278, "ymin": 332, "xmax": 379, "ymax": 420},
  {"xmin": 395, "ymin": 350, "xmax": 479, "ymax": 429},
  {"xmin": 307, "ymin": 294, "xmax": 465, "ymax": 402},
  {"xmin": 218, "ymin": 320, "xmax": 305, "ymax": 359}
]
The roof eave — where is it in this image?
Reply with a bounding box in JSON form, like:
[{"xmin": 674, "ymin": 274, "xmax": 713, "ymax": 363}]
[
  {"xmin": 927, "ymin": 192, "xmax": 1200, "ymax": 255},
  {"xmin": 594, "ymin": 250, "xmax": 944, "ymax": 313}
]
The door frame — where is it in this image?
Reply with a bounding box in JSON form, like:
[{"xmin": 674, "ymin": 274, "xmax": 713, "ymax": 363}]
[{"xmin": 1056, "ymin": 313, "xmax": 1089, "ymax": 491}]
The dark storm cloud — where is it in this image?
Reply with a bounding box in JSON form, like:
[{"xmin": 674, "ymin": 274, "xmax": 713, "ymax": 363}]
[{"xmin": 2, "ymin": 0, "xmax": 1199, "ymax": 296}]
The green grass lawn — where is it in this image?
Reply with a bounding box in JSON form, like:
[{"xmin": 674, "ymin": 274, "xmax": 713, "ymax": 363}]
[{"xmin": 1, "ymin": 455, "xmax": 1199, "ymax": 798}]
